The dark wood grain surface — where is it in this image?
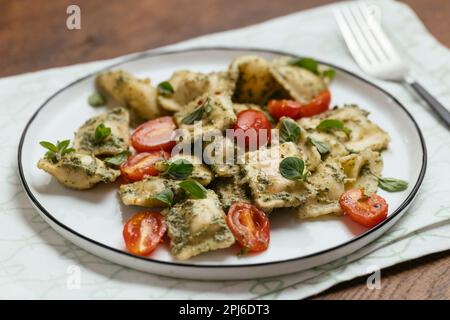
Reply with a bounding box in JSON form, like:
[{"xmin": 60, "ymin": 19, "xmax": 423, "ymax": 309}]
[{"xmin": 1, "ymin": 0, "xmax": 449, "ymax": 299}]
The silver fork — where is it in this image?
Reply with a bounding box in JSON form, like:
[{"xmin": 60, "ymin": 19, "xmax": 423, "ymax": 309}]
[{"xmin": 334, "ymin": 3, "xmax": 450, "ymax": 129}]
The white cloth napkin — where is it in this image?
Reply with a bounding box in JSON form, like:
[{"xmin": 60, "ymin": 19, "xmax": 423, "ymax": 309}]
[{"xmin": 1, "ymin": 0, "xmax": 449, "ymax": 299}]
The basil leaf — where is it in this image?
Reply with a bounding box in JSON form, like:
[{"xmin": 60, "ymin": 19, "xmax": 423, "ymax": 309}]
[
  {"xmin": 377, "ymin": 177, "xmax": 408, "ymax": 192},
  {"xmin": 57, "ymin": 140, "xmax": 70, "ymax": 151},
  {"xmin": 40, "ymin": 141, "xmax": 58, "ymax": 152},
  {"xmin": 166, "ymin": 159, "xmax": 193, "ymax": 180},
  {"xmin": 104, "ymin": 150, "xmax": 131, "ymax": 168},
  {"xmin": 289, "ymin": 57, "xmax": 319, "ymax": 74},
  {"xmin": 88, "ymin": 91, "xmax": 106, "ymax": 107},
  {"xmin": 279, "ymin": 157, "xmax": 307, "ymax": 181},
  {"xmin": 181, "ymin": 98, "xmax": 211, "ymax": 125},
  {"xmin": 157, "ymin": 81, "xmax": 174, "ymax": 96},
  {"xmin": 280, "ymin": 118, "xmax": 301, "ymax": 143},
  {"xmin": 321, "ymin": 69, "xmax": 336, "ymax": 80},
  {"xmin": 316, "ymin": 119, "xmax": 351, "ymax": 136},
  {"xmin": 40, "ymin": 139, "xmax": 74, "ymax": 163},
  {"xmin": 179, "ymin": 180, "xmax": 207, "ymax": 199},
  {"xmin": 94, "ymin": 123, "xmax": 111, "ymax": 144},
  {"xmin": 153, "ymin": 188, "xmax": 174, "ymax": 206},
  {"xmin": 182, "ymin": 107, "xmax": 204, "ymax": 125},
  {"xmin": 307, "ymin": 137, "xmax": 330, "ymax": 155}
]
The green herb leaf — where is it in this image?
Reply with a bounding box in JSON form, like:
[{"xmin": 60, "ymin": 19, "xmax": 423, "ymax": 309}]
[
  {"xmin": 88, "ymin": 91, "xmax": 106, "ymax": 107},
  {"xmin": 279, "ymin": 118, "xmax": 301, "ymax": 143},
  {"xmin": 179, "ymin": 180, "xmax": 207, "ymax": 199},
  {"xmin": 377, "ymin": 177, "xmax": 408, "ymax": 192},
  {"xmin": 289, "ymin": 57, "xmax": 319, "ymax": 74},
  {"xmin": 316, "ymin": 119, "xmax": 351, "ymax": 136},
  {"xmin": 181, "ymin": 98, "xmax": 212, "ymax": 125},
  {"xmin": 40, "ymin": 139, "xmax": 75, "ymax": 163},
  {"xmin": 307, "ymin": 137, "xmax": 330, "ymax": 155},
  {"xmin": 153, "ymin": 188, "xmax": 174, "ymax": 207},
  {"xmin": 94, "ymin": 123, "xmax": 111, "ymax": 144},
  {"xmin": 279, "ymin": 157, "xmax": 307, "ymax": 181},
  {"xmin": 157, "ymin": 81, "xmax": 175, "ymax": 96},
  {"xmin": 104, "ymin": 150, "xmax": 131, "ymax": 168},
  {"xmin": 166, "ymin": 159, "xmax": 194, "ymax": 180},
  {"xmin": 57, "ymin": 140, "xmax": 70, "ymax": 151},
  {"xmin": 182, "ymin": 107, "xmax": 205, "ymax": 125},
  {"xmin": 40, "ymin": 141, "xmax": 58, "ymax": 153},
  {"xmin": 321, "ymin": 69, "xmax": 336, "ymax": 80}
]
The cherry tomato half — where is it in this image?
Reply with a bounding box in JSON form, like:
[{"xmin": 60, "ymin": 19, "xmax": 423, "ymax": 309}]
[
  {"xmin": 232, "ymin": 110, "xmax": 271, "ymax": 151},
  {"xmin": 339, "ymin": 189, "xmax": 388, "ymax": 228},
  {"xmin": 123, "ymin": 211, "xmax": 167, "ymax": 256},
  {"xmin": 120, "ymin": 151, "xmax": 169, "ymax": 182},
  {"xmin": 226, "ymin": 203, "xmax": 270, "ymax": 253},
  {"xmin": 268, "ymin": 89, "xmax": 331, "ymax": 120},
  {"xmin": 299, "ymin": 89, "xmax": 331, "ymax": 118},
  {"xmin": 131, "ymin": 116, "xmax": 177, "ymax": 152},
  {"xmin": 268, "ymin": 99, "xmax": 303, "ymax": 120}
]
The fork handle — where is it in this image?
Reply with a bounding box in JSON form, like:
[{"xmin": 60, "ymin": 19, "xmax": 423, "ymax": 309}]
[{"xmin": 408, "ymin": 81, "xmax": 450, "ymax": 129}]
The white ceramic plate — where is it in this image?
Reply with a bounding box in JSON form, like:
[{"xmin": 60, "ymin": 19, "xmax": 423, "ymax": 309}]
[{"xmin": 18, "ymin": 48, "xmax": 426, "ymax": 280}]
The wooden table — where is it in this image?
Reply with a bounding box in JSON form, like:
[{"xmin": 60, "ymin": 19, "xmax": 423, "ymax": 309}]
[{"xmin": 1, "ymin": 0, "xmax": 449, "ymax": 299}]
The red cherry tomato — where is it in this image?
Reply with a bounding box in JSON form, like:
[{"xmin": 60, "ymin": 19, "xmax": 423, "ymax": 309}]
[
  {"xmin": 123, "ymin": 211, "xmax": 167, "ymax": 256},
  {"xmin": 268, "ymin": 89, "xmax": 331, "ymax": 120},
  {"xmin": 298, "ymin": 89, "xmax": 331, "ymax": 118},
  {"xmin": 131, "ymin": 116, "xmax": 177, "ymax": 152},
  {"xmin": 268, "ymin": 99, "xmax": 303, "ymax": 120},
  {"xmin": 120, "ymin": 151, "xmax": 169, "ymax": 182},
  {"xmin": 232, "ymin": 110, "xmax": 271, "ymax": 150},
  {"xmin": 226, "ymin": 203, "xmax": 270, "ymax": 253},
  {"xmin": 339, "ymin": 189, "xmax": 388, "ymax": 228}
]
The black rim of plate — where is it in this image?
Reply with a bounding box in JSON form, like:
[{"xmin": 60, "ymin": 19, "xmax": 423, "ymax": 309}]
[{"xmin": 17, "ymin": 47, "xmax": 427, "ymax": 268}]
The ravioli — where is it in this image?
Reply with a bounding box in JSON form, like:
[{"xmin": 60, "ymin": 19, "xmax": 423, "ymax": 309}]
[
  {"xmin": 243, "ymin": 142, "xmax": 309, "ymax": 212},
  {"xmin": 299, "ymin": 105, "xmax": 390, "ymax": 153},
  {"xmin": 212, "ymin": 176, "xmax": 249, "ymax": 210},
  {"xmin": 203, "ymin": 134, "xmax": 241, "ymax": 177},
  {"xmin": 174, "ymin": 93, "xmax": 236, "ymax": 141},
  {"xmin": 37, "ymin": 153, "xmax": 120, "ymax": 190},
  {"xmin": 74, "ymin": 107, "xmax": 130, "ymax": 157},
  {"xmin": 165, "ymin": 190, "xmax": 235, "ymax": 260},
  {"xmin": 96, "ymin": 70, "xmax": 165, "ymax": 120},
  {"xmin": 304, "ymin": 130, "xmax": 349, "ymax": 157},
  {"xmin": 169, "ymin": 154, "xmax": 214, "ymax": 186},
  {"xmin": 298, "ymin": 132, "xmax": 322, "ymax": 172},
  {"xmin": 230, "ymin": 55, "xmax": 279, "ymax": 104},
  {"xmin": 158, "ymin": 70, "xmax": 237, "ymax": 113},
  {"xmin": 278, "ymin": 118, "xmax": 322, "ymax": 172},
  {"xmin": 119, "ymin": 177, "xmax": 180, "ymax": 207},
  {"xmin": 270, "ymin": 57, "xmax": 326, "ymax": 104},
  {"xmin": 341, "ymin": 148, "xmax": 383, "ymax": 194},
  {"xmin": 295, "ymin": 157, "xmax": 346, "ymax": 219}
]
